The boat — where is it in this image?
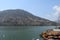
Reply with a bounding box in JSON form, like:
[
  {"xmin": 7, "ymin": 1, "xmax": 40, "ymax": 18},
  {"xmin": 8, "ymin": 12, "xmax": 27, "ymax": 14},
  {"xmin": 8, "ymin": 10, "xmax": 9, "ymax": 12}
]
[{"xmin": 40, "ymin": 26, "xmax": 60, "ymax": 40}]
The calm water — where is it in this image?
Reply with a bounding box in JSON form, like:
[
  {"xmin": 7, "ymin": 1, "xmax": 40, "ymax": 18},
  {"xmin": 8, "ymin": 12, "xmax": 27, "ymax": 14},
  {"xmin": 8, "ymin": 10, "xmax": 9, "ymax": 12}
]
[{"xmin": 0, "ymin": 26, "xmax": 56, "ymax": 40}]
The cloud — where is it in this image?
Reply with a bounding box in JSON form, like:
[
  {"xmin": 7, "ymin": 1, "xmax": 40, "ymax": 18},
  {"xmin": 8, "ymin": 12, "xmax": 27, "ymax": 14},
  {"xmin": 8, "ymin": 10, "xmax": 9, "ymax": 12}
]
[
  {"xmin": 53, "ymin": 5, "xmax": 60, "ymax": 17},
  {"xmin": 46, "ymin": 5, "xmax": 60, "ymax": 21}
]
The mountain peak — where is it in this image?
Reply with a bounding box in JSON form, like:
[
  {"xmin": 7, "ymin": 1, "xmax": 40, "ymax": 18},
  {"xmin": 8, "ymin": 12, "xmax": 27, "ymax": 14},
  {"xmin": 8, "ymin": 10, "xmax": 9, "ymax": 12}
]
[{"xmin": 0, "ymin": 9, "xmax": 57, "ymax": 26}]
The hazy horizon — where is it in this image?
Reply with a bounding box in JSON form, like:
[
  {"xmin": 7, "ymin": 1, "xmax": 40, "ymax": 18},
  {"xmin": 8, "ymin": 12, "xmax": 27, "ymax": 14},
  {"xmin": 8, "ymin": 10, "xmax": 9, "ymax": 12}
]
[{"xmin": 0, "ymin": 0, "xmax": 60, "ymax": 21}]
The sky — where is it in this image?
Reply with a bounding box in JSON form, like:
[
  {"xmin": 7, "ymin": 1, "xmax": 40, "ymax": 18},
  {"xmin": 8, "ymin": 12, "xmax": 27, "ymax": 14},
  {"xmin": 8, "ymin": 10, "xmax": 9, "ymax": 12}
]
[{"xmin": 0, "ymin": 0, "xmax": 60, "ymax": 21}]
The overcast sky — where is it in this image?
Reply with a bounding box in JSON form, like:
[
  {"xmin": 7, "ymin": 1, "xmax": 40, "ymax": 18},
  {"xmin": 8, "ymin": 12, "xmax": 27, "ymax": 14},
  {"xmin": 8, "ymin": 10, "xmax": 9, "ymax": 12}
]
[{"xmin": 0, "ymin": 0, "xmax": 60, "ymax": 21}]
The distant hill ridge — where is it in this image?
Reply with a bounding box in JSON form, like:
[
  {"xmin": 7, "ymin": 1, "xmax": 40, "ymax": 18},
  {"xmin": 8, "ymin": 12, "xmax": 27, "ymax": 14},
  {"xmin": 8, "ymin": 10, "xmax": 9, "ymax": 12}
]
[{"xmin": 0, "ymin": 9, "xmax": 57, "ymax": 26}]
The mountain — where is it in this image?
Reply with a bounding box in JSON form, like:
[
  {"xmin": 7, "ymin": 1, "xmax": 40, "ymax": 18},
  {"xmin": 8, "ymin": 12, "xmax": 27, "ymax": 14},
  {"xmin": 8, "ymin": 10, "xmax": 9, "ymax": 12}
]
[{"xmin": 0, "ymin": 9, "xmax": 57, "ymax": 26}]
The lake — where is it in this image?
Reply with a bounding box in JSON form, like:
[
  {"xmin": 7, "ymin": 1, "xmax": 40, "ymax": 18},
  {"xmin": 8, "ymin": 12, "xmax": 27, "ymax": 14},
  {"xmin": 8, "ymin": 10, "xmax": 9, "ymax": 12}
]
[{"xmin": 0, "ymin": 26, "xmax": 56, "ymax": 40}]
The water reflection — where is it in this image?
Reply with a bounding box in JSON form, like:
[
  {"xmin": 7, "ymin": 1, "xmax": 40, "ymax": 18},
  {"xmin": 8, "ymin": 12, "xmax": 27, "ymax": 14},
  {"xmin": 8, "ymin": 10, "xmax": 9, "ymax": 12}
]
[
  {"xmin": 0, "ymin": 26, "xmax": 56, "ymax": 40},
  {"xmin": 36, "ymin": 39, "xmax": 39, "ymax": 40},
  {"xmin": 3, "ymin": 34, "xmax": 5, "ymax": 38},
  {"xmin": 0, "ymin": 32, "xmax": 5, "ymax": 40}
]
